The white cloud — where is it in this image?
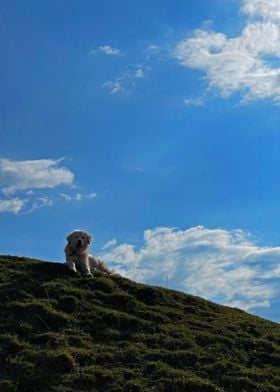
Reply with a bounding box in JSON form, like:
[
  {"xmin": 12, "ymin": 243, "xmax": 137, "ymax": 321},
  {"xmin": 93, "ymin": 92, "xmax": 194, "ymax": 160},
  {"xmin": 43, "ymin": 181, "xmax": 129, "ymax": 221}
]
[
  {"xmin": 0, "ymin": 158, "xmax": 74, "ymax": 195},
  {"xmin": 101, "ymin": 226, "xmax": 280, "ymax": 311},
  {"xmin": 184, "ymin": 97, "xmax": 205, "ymax": 107},
  {"xmin": 135, "ymin": 68, "xmax": 144, "ymax": 78},
  {"xmin": 75, "ymin": 193, "xmax": 82, "ymax": 201},
  {"xmin": 174, "ymin": 1, "xmax": 280, "ymax": 104},
  {"xmin": 103, "ymin": 79, "xmax": 125, "ymax": 95},
  {"xmin": 0, "ymin": 158, "xmax": 98, "ymax": 214},
  {"xmin": 98, "ymin": 45, "xmax": 122, "ymax": 56},
  {"xmin": 87, "ymin": 192, "xmax": 97, "ymax": 199},
  {"xmin": 0, "ymin": 198, "xmax": 26, "ymax": 214},
  {"xmin": 242, "ymin": 0, "xmax": 280, "ymax": 21}
]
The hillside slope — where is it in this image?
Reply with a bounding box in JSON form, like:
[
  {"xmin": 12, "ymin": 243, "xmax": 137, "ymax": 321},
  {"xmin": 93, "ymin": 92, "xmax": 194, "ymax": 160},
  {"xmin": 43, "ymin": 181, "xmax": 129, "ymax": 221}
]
[{"xmin": 1, "ymin": 256, "xmax": 280, "ymax": 392}]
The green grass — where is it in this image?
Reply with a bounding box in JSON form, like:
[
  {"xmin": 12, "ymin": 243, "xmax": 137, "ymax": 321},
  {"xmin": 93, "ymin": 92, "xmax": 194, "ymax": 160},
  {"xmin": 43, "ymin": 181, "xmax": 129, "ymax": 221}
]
[{"xmin": 1, "ymin": 255, "xmax": 280, "ymax": 391}]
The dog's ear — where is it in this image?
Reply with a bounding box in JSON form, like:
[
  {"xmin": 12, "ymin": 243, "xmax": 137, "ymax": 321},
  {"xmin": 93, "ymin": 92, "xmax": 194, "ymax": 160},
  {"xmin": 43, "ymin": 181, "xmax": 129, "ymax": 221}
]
[
  {"xmin": 87, "ymin": 234, "xmax": 93, "ymax": 245},
  {"xmin": 67, "ymin": 233, "xmax": 73, "ymax": 243}
]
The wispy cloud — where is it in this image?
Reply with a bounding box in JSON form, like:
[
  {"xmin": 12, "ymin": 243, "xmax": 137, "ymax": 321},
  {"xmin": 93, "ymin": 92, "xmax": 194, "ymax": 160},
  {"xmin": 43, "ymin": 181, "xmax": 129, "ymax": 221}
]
[
  {"xmin": 184, "ymin": 97, "xmax": 205, "ymax": 107},
  {"xmin": 103, "ymin": 79, "xmax": 125, "ymax": 95},
  {"xmin": 0, "ymin": 158, "xmax": 74, "ymax": 195},
  {"xmin": 103, "ymin": 67, "xmax": 146, "ymax": 95},
  {"xmin": 101, "ymin": 225, "xmax": 280, "ymax": 311},
  {"xmin": 100, "ymin": 41, "xmax": 166, "ymax": 96},
  {"xmin": 90, "ymin": 45, "xmax": 123, "ymax": 56},
  {"xmin": 174, "ymin": 0, "xmax": 280, "ymax": 104},
  {"xmin": 27, "ymin": 196, "xmax": 54, "ymax": 213},
  {"xmin": 102, "ymin": 238, "xmax": 117, "ymax": 250},
  {"xmin": 24, "ymin": 192, "xmax": 97, "ymax": 214},
  {"xmin": 135, "ymin": 68, "xmax": 144, "ymax": 78},
  {"xmin": 145, "ymin": 44, "xmax": 161, "ymax": 54},
  {"xmin": 100, "ymin": 42, "xmax": 166, "ymax": 96},
  {"xmin": 60, "ymin": 192, "xmax": 97, "ymax": 202},
  {"xmin": 0, "ymin": 198, "xmax": 26, "ymax": 214}
]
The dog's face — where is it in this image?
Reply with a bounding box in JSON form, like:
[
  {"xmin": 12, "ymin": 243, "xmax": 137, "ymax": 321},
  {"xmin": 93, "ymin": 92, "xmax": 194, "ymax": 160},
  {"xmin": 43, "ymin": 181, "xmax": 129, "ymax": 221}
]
[{"xmin": 66, "ymin": 230, "xmax": 92, "ymax": 252}]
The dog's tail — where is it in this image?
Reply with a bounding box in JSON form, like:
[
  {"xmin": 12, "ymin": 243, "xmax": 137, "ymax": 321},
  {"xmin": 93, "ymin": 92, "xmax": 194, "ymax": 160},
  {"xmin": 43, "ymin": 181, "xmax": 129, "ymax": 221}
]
[{"xmin": 88, "ymin": 256, "xmax": 119, "ymax": 276}]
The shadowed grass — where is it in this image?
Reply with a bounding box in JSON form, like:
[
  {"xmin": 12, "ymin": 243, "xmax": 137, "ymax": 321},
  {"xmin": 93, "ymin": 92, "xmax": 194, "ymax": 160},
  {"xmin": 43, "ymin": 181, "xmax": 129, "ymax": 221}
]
[{"xmin": 1, "ymin": 255, "xmax": 280, "ymax": 391}]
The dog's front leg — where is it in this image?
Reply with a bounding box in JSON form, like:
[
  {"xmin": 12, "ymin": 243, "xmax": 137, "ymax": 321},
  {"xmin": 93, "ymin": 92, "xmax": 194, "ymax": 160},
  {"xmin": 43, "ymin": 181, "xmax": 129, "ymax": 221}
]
[
  {"xmin": 80, "ymin": 254, "xmax": 92, "ymax": 276},
  {"xmin": 66, "ymin": 256, "xmax": 77, "ymax": 273}
]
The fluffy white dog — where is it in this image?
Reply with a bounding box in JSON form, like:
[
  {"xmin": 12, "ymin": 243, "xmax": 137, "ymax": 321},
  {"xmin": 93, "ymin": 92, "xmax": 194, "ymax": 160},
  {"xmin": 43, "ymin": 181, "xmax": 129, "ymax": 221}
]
[{"xmin": 65, "ymin": 229, "xmax": 113, "ymax": 276}]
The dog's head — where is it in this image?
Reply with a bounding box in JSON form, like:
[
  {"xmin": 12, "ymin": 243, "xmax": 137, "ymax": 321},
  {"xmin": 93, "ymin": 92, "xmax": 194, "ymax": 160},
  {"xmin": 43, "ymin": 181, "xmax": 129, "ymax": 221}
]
[{"xmin": 66, "ymin": 230, "xmax": 92, "ymax": 253}]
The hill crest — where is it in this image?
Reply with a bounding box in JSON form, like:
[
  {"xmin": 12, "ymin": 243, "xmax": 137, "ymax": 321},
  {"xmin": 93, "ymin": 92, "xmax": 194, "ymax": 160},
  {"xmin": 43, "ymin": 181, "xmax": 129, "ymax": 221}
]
[{"xmin": 1, "ymin": 255, "xmax": 280, "ymax": 392}]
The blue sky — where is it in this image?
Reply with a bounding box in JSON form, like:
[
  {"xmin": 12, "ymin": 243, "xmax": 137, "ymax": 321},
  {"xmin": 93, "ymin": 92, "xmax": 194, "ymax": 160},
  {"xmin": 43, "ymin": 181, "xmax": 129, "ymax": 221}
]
[{"xmin": 2, "ymin": 0, "xmax": 280, "ymax": 321}]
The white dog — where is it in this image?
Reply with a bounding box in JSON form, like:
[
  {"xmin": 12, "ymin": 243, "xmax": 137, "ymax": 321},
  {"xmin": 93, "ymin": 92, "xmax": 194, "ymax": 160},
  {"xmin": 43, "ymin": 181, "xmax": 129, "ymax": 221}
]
[{"xmin": 65, "ymin": 229, "xmax": 113, "ymax": 276}]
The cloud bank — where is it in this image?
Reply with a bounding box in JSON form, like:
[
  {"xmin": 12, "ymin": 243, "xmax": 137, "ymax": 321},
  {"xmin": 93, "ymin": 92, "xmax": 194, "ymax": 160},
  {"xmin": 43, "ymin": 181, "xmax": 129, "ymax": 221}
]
[
  {"xmin": 101, "ymin": 225, "xmax": 280, "ymax": 311},
  {"xmin": 242, "ymin": 0, "xmax": 280, "ymax": 20},
  {"xmin": 0, "ymin": 158, "xmax": 97, "ymax": 214},
  {"xmin": 0, "ymin": 158, "xmax": 74, "ymax": 195},
  {"xmin": 175, "ymin": 0, "xmax": 280, "ymax": 103}
]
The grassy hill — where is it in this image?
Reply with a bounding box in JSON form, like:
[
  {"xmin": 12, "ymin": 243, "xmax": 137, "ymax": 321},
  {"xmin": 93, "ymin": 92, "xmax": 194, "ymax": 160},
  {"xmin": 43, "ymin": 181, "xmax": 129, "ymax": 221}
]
[{"xmin": 1, "ymin": 256, "xmax": 280, "ymax": 392}]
